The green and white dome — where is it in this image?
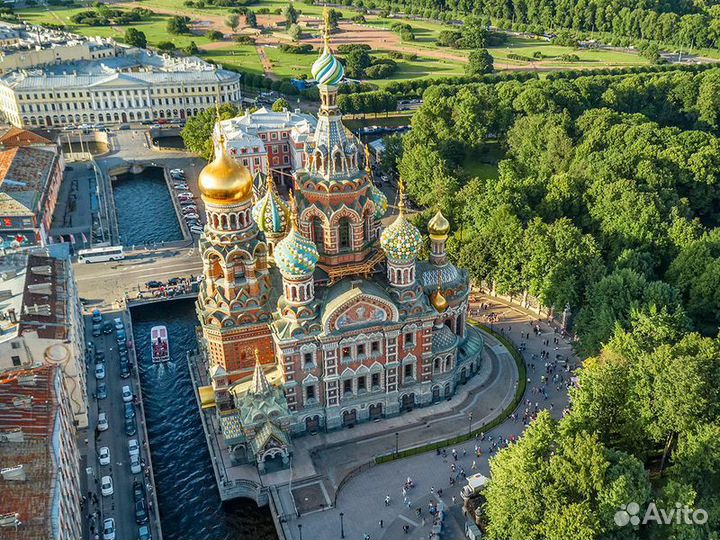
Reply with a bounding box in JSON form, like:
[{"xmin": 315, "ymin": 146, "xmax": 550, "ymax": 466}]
[
  {"xmin": 381, "ymin": 211, "xmax": 422, "ymax": 263},
  {"xmin": 369, "ymin": 184, "xmax": 388, "ymax": 220},
  {"xmin": 311, "ymin": 45, "xmax": 344, "ymax": 87},
  {"xmin": 252, "ymin": 175, "xmax": 290, "ymax": 235},
  {"xmin": 275, "ymin": 225, "xmax": 319, "ymax": 278}
]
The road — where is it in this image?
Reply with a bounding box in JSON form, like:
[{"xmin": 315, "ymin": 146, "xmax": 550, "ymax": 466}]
[{"xmin": 84, "ymin": 311, "xmax": 156, "ymax": 540}]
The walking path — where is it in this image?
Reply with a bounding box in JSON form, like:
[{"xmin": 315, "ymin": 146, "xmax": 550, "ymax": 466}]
[{"xmin": 282, "ymin": 294, "xmax": 577, "ymax": 540}]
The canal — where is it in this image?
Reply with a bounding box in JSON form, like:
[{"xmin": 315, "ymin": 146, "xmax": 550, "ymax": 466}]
[
  {"xmin": 113, "ymin": 167, "xmax": 183, "ymax": 246},
  {"xmin": 130, "ymin": 299, "xmax": 276, "ymax": 540}
]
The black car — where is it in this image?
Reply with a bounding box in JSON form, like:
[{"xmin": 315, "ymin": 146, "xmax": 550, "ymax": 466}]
[
  {"xmin": 124, "ymin": 402, "xmax": 136, "ymax": 419},
  {"xmin": 124, "ymin": 416, "xmax": 137, "ymax": 436},
  {"xmin": 94, "ymin": 350, "xmax": 105, "ymax": 363},
  {"xmin": 135, "ymin": 499, "xmax": 149, "ymax": 524},
  {"xmin": 145, "ymin": 280, "xmax": 163, "ymax": 289},
  {"xmin": 120, "ymin": 360, "xmax": 131, "ymax": 379},
  {"xmin": 133, "ymin": 480, "xmax": 145, "ymax": 502},
  {"xmin": 167, "ymin": 277, "xmax": 181, "ymax": 286},
  {"xmin": 96, "ymin": 382, "xmax": 108, "ymax": 400},
  {"xmin": 102, "ymin": 321, "xmax": 113, "ymax": 334},
  {"xmin": 92, "ymin": 324, "xmax": 102, "ymax": 337},
  {"xmin": 119, "ymin": 342, "xmax": 128, "ymax": 354}
]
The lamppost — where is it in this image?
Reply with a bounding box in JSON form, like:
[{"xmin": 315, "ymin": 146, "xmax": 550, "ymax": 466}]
[
  {"xmin": 468, "ymin": 412, "xmax": 473, "ymax": 437},
  {"xmin": 395, "ymin": 432, "xmax": 399, "ymax": 456},
  {"xmin": 298, "ymin": 524, "xmax": 303, "ymax": 540},
  {"xmin": 340, "ymin": 512, "xmax": 345, "ymax": 539}
]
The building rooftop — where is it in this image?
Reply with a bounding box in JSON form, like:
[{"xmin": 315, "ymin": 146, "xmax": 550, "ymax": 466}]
[
  {"xmin": 1, "ymin": 49, "xmax": 239, "ymax": 90},
  {"xmin": 0, "ymin": 364, "xmax": 57, "ymax": 540},
  {"xmin": 0, "ymin": 127, "xmax": 53, "ymax": 148},
  {"xmin": 0, "ymin": 146, "xmax": 56, "ymax": 215},
  {"xmin": 220, "ymin": 107, "xmax": 317, "ymax": 145}
]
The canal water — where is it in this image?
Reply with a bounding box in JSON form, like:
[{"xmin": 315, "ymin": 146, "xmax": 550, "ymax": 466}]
[
  {"xmin": 113, "ymin": 167, "xmax": 183, "ymax": 247},
  {"xmin": 130, "ymin": 299, "xmax": 276, "ymax": 540}
]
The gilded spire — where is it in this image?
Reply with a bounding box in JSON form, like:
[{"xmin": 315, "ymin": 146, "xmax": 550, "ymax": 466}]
[
  {"xmin": 323, "ymin": 7, "xmax": 330, "ymax": 50},
  {"xmin": 397, "ymin": 177, "xmax": 406, "ymax": 213},
  {"xmin": 288, "ymin": 189, "xmax": 299, "ymax": 230},
  {"xmin": 265, "ymin": 154, "xmax": 274, "ymax": 190},
  {"xmin": 364, "ymin": 144, "xmax": 372, "ymax": 174}
]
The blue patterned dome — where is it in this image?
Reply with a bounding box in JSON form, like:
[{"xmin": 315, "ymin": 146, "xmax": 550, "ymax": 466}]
[
  {"xmin": 252, "ymin": 175, "xmax": 289, "ymax": 235},
  {"xmin": 381, "ymin": 211, "xmax": 422, "ymax": 263},
  {"xmin": 275, "ymin": 225, "xmax": 319, "ymax": 278},
  {"xmin": 311, "ymin": 45, "xmax": 344, "ymax": 87},
  {"xmin": 369, "ymin": 184, "xmax": 388, "ymax": 220}
]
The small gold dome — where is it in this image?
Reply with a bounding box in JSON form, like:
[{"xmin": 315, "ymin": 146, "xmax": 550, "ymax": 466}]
[
  {"xmin": 428, "ymin": 210, "xmax": 450, "ymax": 238},
  {"xmin": 430, "ymin": 288, "xmax": 448, "ymax": 312},
  {"xmin": 198, "ymin": 141, "xmax": 253, "ymax": 205}
]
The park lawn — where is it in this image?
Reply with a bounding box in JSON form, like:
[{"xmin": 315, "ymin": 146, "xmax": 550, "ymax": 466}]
[
  {"xmin": 463, "ymin": 141, "xmax": 504, "ymax": 179},
  {"xmin": 198, "ymin": 44, "xmax": 264, "ymax": 75},
  {"xmin": 261, "ymin": 45, "xmax": 316, "ymax": 78},
  {"xmin": 369, "ymin": 52, "xmax": 465, "ymax": 87}
]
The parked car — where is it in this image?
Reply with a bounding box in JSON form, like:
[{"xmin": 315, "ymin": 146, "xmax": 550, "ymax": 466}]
[
  {"xmin": 145, "ymin": 280, "xmax": 163, "ymax": 289},
  {"xmin": 120, "ymin": 360, "xmax": 131, "ymax": 379},
  {"xmin": 119, "ymin": 342, "xmax": 128, "ymax": 354},
  {"xmin": 95, "ymin": 363, "xmax": 106, "ymax": 380},
  {"xmin": 103, "ymin": 518, "xmax": 116, "ymax": 540},
  {"xmin": 124, "ymin": 416, "xmax": 137, "ymax": 436},
  {"xmin": 92, "ymin": 324, "xmax": 102, "ymax": 337},
  {"xmin": 173, "ymin": 183, "xmax": 189, "ymax": 190},
  {"xmin": 184, "ymin": 213, "xmax": 200, "ymax": 220},
  {"xmin": 138, "ymin": 524, "xmax": 151, "ymax": 540},
  {"xmin": 133, "ymin": 480, "xmax": 145, "ymax": 502},
  {"xmin": 113, "ymin": 317, "xmax": 124, "ymax": 331},
  {"xmin": 121, "ymin": 385, "xmax": 133, "ymax": 403},
  {"xmin": 128, "ymin": 438, "xmax": 140, "ymax": 457},
  {"xmin": 177, "ymin": 191, "xmax": 194, "ymax": 198},
  {"xmin": 101, "ymin": 475, "xmax": 114, "ymax": 496},
  {"xmin": 135, "ymin": 499, "xmax": 149, "ymax": 524},
  {"xmin": 116, "ymin": 330, "xmax": 126, "ymax": 344},
  {"xmin": 98, "ymin": 446, "xmax": 111, "ymax": 466},
  {"xmin": 97, "ymin": 412, "xmax": 109, "ymax": 431},
  {"xmin": 94, "ymin": 350, "xmax": 105, "ymax": 363},
  {"xmin": 92, "ymin": 309, "xmax": 102, "ymax": 324},
  {"xmin": 190, "ymin": 226, "xmax": 204, "ymax": 235},
  {"xmin": 96, "ymin": 382, "xmax": 108, "ymax": 400},
  {"xmin": 130, "ymin": 453, "xmax": 142, "ymax": 474},
  {"xmin": 102, "ymin": 321, "xmax": 113, "ymax": 334},
  {"xmin": 124, "ymin": 402, "xmax": 136, "ymax": 419}
]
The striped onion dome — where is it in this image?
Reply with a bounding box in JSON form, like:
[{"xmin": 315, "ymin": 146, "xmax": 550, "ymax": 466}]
[
  {"xmin": 252, "ymin": 173, "xmax": 289, "ymax": 235},
  {"xmin": 274, "ymin": 200, "xmax": 319, "ymax": 278},
  {"xmin": 369, "ymin": 184, "xmax": 388, "ymax": 220},
  {"xmin": 311, "ymin": 45, "xmax": 344, "ymax": 87}
]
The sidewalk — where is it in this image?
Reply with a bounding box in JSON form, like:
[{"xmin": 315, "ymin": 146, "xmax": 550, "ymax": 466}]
[{"xmin": 282, "ymin": 294, "xmax": 576, "ymax": 540}]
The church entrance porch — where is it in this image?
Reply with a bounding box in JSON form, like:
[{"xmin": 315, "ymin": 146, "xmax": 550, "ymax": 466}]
[
  {"xmin": 258, "ymin": 447, "xmax": 289, "ymax": 474},
  {"xmin": 369, "ymin": 403, "xmax": 383, "ymax": 420},
  {"xmin": 400, "ymin": 393, "xmax": 415, "ymax": 412},
  {"xmin": 432, "ymin": 386, "xmax": 441, "ymax": 403}
]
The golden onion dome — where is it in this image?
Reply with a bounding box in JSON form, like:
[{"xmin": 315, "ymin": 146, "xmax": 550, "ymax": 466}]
[
  {"xmin": 428, "ymin": 210, "xmax": 450, "ymax": 238},
  {"xmin": 198, "ymin": 136, "xmax": 253, "ymax": 205},
  {"xmin": 430, "ymin": 288, "xmax": 448, "ymax": 312}
]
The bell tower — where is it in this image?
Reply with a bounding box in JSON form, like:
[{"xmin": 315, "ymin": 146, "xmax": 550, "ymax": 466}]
[{"xmin": 195, "ymin": 123, "xmax": 275, "ymax": 401}]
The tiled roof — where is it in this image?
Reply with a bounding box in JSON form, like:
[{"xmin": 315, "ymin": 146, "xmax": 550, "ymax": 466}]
[
  {"xmin": 18, "ymin": 254, "xmax": 69, "ymax": 340},
  {"xmin": 0, "ymin": 365, "xmax": 57, "ymax": 540},
  {"xmin": 0, "ymin": 127, "xmax": 53, "ymax": 147},
  {"xmin": 0, "ymin": 192, "xmax": 33, "ymax": 216},
  {"xmin": 0, "ymin": 146, "xmax": 56, "ymax": 214},
  {"xmin": 432, "ymin": 324, "xmax": 458, "ymax": 353}
]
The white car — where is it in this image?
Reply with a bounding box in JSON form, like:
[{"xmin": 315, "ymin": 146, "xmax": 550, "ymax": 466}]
[
  {"xmin": 98, "ymin": 446, "xmax": 110, "ymax": 466},
  {"xmin": 103, "ymin": 518, "xmax": 116, "ymax": 540},
  {"xmin": 130, "ymin": 453, "xmax": 142, "ymax": 474},
  {"xmin": 181, "ymin": 205, "xmax": 197, "ymax": 212},
  {"xmin": 113, "ymin": 317, "xmax": 124, "ymax": 331},
  {"xmin": 177, "ymin": 191, "xmax": 193, "ymax": 198},
  {"xmin": 128, "ymin": 438, "xmax": 140, "ymax": 457},
  {"xmin": 190, "ymin": 226, "xmax": 204, "ymax": 235},
  {"xmin": 170, "ymin": 168, "xmax": 184, "ymax": 174},
  {"xmin": 101, "ymin": 475, "xmax": 114, "ymax": 496},
  {"xmin": 122, "ymin": 385, "xmax": 133, "ymax": 403},
  {"xmin": 95, "ymin": 363, "xmax": 106, "ymax": 380},
  {"xmin": 184, "ymin": 213, "xmax": 200, "ymax": 220},
  {"xmin": 173, "ymin": 183, "xmax": 189, "ymax": 190},
  {"xmin": 97, "ymin": 412, "xmax": 109, "ymax": 432}
]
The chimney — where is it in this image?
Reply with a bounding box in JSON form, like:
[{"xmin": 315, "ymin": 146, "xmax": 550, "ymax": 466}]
[{"xmin": 8, "ymin": 308, "xmax": 16, "ymax": 323}]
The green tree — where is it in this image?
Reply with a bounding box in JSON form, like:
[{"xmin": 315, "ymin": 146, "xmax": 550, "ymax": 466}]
[
  {"xmin": 184, "ymin": 40, "xmax": 199, "ymax": 55},
  {"xmin": 344, "ymin": 47, "xmax": 371, "ymax": 77},
  {"xmin": 288, "ymin": 23, "xmax": 302, "ymax": 41},
  {"xmin": 271, "ymin": 97, "xmax": 290, "ymax": 111},
  {"xmin": 283, "ymin": 3, "xmax": 298, "ymax": 25},
  {"xmin": 206, "ymin": 30, "xmax": 224, "ymax": 41},
  {"xmin": 226, "ymin": 13, "xmax": 240, "ymax": 32},
  {"xmin": 245, "ymin": 10, "xmax": 257, "ymax": 28},
  {"xmin": 465, "ymin": 48, "xmax": 493, "ymax": 76},
  {"xmin": 124, "ymin": 28, "xmax": 147, "ymax": 48},
  {"xmin": 167, "ymin": 15, "xmax": 190, "ymax": 35},
  {"xmin": 180, "ymin": 104, "xmax": 239, "ymax": 160},
  {"xmin": 461, "ymin": 15, "xmax": 488, "ymax": 48}
]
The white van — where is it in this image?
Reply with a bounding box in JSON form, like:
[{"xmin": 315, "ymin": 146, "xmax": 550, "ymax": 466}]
[{"xmin": 461, "ymin": 473, "xmax": 489, "ymax": 500}]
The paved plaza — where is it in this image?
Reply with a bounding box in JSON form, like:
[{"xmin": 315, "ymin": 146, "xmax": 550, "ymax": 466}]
[{"xmin": 281, "ymin": 295, "xmax": 576, "ymax": 540}]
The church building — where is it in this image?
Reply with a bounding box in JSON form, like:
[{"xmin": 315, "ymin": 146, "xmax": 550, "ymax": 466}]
[{"xmin": 194, "ymin": 12, "xmax": 484, "ymax": 472}]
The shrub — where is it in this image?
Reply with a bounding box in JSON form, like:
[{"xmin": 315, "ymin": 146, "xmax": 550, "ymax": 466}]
[
  {"xmin": 399, "ymin": 27, "xmax": 415, "ymax": 41},
  {"xmin": 559, "ymin": 53, "xmax": 580, "ymax": 62},
  {"xmin": 206, "ymin": 30, "xmax": 224, "ymax": 40},
  {"xmin": 234, "ymin": 35, "xmax": 255, "ymax": 44},
  {"xmin": 365, "ymin": 63, "xmax": 395, "ymax": 78},
  {"xmin": 279, "ymin": 43, "xmax": 314, "ymax": 53},
  {"xmin": 351, "ymin": 14, "xmax": 366, "ymax": 23}
]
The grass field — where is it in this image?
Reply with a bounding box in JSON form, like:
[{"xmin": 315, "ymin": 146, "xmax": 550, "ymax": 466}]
[{"xmin": 15, "ymin": 2, "xmax": 649, "ymax": 85}]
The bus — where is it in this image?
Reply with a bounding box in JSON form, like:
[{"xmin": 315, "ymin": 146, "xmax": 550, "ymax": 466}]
[{"xmin": 77, "ymin": 246, "xmax": 125, "ymax": 263}]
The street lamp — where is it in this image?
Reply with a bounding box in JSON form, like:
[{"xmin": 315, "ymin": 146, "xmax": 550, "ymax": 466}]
[
  {"xmin": 468, "ymin": 412, "xmax": 473, "ymax": 437},
  {"xmin": 395, "ymin": 432, "xmax": 399, "ymax": 456},
  {"xmin": 340, "ymin": 512, "xmax": 345, "ymax": 539},
  {"xmin": 298, "ymin": 524, "xmax": 303, "ymax": 540}
]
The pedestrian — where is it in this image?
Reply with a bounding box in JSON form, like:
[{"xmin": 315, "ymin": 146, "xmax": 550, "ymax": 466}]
[
  {"xmin": 379, "ymin": 519, "xmax": 383, "ymax": 528},
  {"xmin": 452, "ymin": 496, "xmax": 457, "ymax": 505},
  {"xmin": 403, "ymin": 525, "xmax": 409, "ymax": 534},
  {"xmin": 430, "ymin": 486, "xmax": 434, "ymax": 494},
  {"xmin": 385, "ymin": 494, "xmax": 391, "ymax": 506}
]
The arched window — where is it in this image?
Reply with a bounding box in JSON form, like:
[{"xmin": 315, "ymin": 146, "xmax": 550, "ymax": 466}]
[
  {"xmin": 311, "ymin": 218, "xmax": 324, "ymax": 249},
  {"xmin": 338, "ymin": 218, "xmax": 351, "ymax": 250},
  {"xmin": 334, "ymin": 153, "xmax": 342, "ymax": 174}
]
